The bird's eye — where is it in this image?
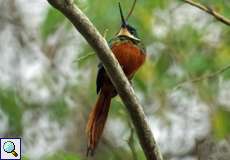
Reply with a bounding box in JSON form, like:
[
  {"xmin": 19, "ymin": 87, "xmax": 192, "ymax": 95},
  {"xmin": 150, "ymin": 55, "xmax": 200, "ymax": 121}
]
[{"xmin": 130, "ymin": 29, "xmax": 134, "ymax": 35}]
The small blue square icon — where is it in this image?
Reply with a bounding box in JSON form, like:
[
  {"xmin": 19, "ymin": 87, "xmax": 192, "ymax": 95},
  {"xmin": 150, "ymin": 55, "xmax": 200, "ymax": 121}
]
[{"xmin": 0, "ymin": 138, "xmax": 21, "ymax": 160}]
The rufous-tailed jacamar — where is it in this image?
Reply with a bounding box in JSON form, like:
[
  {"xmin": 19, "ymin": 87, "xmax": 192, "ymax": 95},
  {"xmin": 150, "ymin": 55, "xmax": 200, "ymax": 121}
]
[{"xmin": 86, "ymin": 1, "xmax": 146, "ymax": 156}]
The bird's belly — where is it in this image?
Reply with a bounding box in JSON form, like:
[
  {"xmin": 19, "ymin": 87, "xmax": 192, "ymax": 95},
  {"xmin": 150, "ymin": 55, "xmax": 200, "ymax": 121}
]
[{"xmin": 111, "ymin": 42, "xmax": 145, "ymax": 79}]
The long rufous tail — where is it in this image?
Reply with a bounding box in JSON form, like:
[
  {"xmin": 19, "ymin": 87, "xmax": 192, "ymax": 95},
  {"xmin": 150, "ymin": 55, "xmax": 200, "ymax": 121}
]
[{"xmin": 86, "ymin": 87, "xmax": 112, "ymax": 156}]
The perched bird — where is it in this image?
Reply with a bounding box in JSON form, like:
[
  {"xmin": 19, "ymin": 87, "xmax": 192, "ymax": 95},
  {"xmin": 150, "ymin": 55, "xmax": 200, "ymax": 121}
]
[{"xmin": 86, "ymin": 1, "xmax": 146, "ymax": 156}]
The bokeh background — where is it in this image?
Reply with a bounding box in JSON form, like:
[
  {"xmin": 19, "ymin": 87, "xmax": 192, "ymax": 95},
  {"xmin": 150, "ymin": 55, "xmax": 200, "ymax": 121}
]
[{"xmin": 0, "ymin": 0, "xmax": 230, "ymax": 160}]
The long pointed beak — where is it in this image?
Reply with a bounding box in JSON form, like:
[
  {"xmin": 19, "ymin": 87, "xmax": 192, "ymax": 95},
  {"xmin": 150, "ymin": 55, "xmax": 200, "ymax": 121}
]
[
  {"xmin": 117, "ymin": 28, "xmax": 141, "ymax": 41},
  {"xmin": 119, "ymin": 3, "xmax": 126, "ymax": 28}
]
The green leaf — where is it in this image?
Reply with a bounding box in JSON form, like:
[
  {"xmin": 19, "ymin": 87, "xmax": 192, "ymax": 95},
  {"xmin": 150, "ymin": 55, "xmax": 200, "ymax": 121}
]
[
  {"xmin": 213, "ymin": 107, "xmax": 230, "ymax": 139},
  {"xmin": 156, "ymin": 53, "xmax": 172, "ymax": 76}
]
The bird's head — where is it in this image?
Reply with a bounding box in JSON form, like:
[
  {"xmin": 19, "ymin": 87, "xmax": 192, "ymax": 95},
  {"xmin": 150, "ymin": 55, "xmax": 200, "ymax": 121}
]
[{"xmin": 117, "ymin": 3, "xmax": 140, "ymax": 41}]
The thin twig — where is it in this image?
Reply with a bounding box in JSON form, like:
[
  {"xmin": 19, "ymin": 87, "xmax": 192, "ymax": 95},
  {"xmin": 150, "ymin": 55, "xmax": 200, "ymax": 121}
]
[
  {"xmin": 183, "ymin": 0, "xmax": 230, "ymax": 26},
  {"xmin": 73, "ymin": 52, "xmax": 95, "ymax": 62},
  {"xmin": 189, "ymin": 64, "xmax": 230, "ymax": 83},
  {"xmin": 175, "ymin": 64, "xmax": 230, "ymax": 89},
  {"xmin": 127, "ymin": 122, "xmax": 138, "ymax": 160},
  {"xmin": 73, "ymin": 29, "xmax": 108, "ymax": 63}
]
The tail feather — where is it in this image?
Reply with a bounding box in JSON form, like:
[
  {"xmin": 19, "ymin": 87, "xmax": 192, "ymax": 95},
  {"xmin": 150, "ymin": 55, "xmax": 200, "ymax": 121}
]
[{"xmin": 86, "ymin": 89, "xmax": 112, "ymax": 156}]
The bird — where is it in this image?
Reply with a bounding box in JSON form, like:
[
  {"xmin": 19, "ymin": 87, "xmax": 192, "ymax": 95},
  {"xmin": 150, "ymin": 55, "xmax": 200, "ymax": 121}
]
[{"xmin": 86, "ymin": 1, "xmax": 146, "ymax": 156}]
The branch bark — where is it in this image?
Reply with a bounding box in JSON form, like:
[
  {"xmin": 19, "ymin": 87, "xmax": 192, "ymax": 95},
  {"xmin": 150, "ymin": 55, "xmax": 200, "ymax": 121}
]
[
  {"xmin": 47, "ymin": 0, "xmax": 163, "ymax": 160},
  {"xmin": 183, "ymin": 0, "xmax": 230, "ymax": 26}
]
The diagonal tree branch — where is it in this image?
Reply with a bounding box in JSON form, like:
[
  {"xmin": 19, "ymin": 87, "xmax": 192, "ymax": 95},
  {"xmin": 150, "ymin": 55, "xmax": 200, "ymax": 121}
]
[
  {"xmin": 47, "ymin": 0, "xmax": 163, "ymax": 160},
  {"xmin": 183, "ymin": 0, "xmax": 230, "ymax": 26}
]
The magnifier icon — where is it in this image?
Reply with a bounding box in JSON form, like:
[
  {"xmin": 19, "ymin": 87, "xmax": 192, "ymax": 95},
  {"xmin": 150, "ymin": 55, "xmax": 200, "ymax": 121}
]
[{"xmin": 3, "ymin": 141, "xmax": 18, "ymax": 157}]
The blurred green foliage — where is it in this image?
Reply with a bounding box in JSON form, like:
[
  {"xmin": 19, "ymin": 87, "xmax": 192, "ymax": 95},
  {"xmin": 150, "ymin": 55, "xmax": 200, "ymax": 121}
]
[
  {"xmin": 213, "ymin": 108, "xmax": 230, "ymax": 139},
  {"xmin": 0, "ymin": 88, "xmax": 23, "ymax": 136},
  {"xmin": 42, "ymin": 7, "xmax": 66, "ymax": 39},
  {"xmin": 0, "ymin": 0, "xmax": 230, "ymax": 159},
  {"xmin": 44, "ymin": 152, "xmax": 81, "ymax": 160},
  {"xmin": 22, "ymin": 152, "xmax": 81, "ymax": 160},
  {"xmin": 48, "ymin": 97, "xmax": 70, "ymax": 125}
]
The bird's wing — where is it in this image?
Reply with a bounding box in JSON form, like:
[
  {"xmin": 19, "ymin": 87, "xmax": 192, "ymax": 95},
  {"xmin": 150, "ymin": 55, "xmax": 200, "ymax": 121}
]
[
  {"xmin": 96, "ymin": 63, "xmax": 105, "ymax": 94},
  {"xmin": 96, "ymin": 37, "xmax": 119, "ymax": 94}
]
